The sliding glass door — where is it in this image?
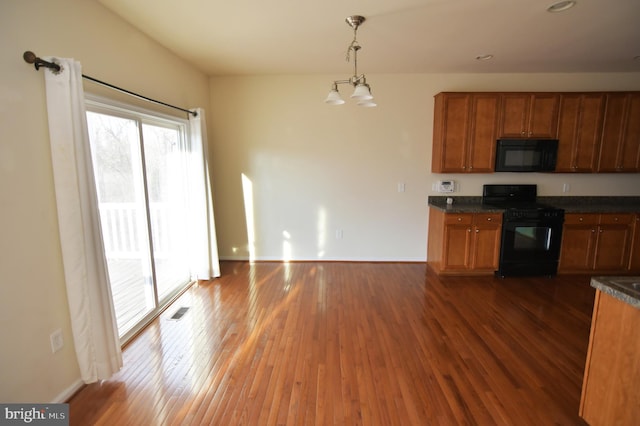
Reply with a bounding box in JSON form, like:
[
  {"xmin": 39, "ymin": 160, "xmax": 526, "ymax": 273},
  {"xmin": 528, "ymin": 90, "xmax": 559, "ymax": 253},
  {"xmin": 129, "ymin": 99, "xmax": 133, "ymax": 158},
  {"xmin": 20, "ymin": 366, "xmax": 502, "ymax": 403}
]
[
  {"xmin": 141, "ymin": 123, "xmax": 191, "ymax": 300},
  {"xmin": 86, "ymin": 103, "xmax": 192, "ymax": 340}
]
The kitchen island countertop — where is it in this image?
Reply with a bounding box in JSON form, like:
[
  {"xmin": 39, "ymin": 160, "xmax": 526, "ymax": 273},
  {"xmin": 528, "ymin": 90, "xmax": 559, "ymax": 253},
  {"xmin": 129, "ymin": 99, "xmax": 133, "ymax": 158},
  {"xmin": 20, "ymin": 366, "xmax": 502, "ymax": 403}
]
[{"xmin": 590, "ymin": 276, "xmax": 640, "ymax": 309}]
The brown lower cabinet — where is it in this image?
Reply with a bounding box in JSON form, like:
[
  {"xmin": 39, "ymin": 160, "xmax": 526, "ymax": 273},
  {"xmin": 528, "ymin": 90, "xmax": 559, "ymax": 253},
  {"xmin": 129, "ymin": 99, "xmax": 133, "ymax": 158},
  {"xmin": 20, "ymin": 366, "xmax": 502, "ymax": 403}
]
[
  {"xmin": 427, "ymin": 209, "xmax": 502, "ymax": 275},
  {"xmin": 558, "ymin": 213, "xmax": 634, "ymax": 274},
  {"xmin": 580, "ymin": 290, "xmax": 640, "ymax": 425}
]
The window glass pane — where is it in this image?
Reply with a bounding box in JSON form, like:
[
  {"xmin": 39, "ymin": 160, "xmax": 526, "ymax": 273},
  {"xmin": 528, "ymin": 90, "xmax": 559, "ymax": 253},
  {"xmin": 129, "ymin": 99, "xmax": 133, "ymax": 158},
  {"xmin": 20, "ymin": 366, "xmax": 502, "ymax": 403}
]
[
  {"xmin": 86, "ymin": 111, "xmax": 155, "ymax": 336},
  {"xmin": 142, "ymin": 123, "xmax": 191, "ymax": 299}
]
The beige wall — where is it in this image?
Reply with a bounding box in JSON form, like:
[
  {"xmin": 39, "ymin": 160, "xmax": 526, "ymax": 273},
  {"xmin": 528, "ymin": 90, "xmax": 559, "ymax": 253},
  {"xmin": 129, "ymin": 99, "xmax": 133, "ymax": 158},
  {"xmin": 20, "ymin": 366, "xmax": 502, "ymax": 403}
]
[
  {"xmin": 0, "ymin": 0, "xmax": 209, "ymax": 402},
  {"xmin": 208, "ymin": 73, "xmax": 640, "ymax": 262}
]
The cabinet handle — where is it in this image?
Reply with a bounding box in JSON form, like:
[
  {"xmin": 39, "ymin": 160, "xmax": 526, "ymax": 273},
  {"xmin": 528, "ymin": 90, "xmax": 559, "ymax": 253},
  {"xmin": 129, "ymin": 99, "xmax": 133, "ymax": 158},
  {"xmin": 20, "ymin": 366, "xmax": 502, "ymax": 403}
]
[
  {"xmin": 591, "ymin": 229, "xmax": 596, "ymax": 233},
  {"xmin": 599, "ymin": 229, "xmax": 603, "ymax": 233},
  {"xmin": 457, "ymin": 217, "xmax": 463, "ymax": 222},
  {"xmin": 475, "ymin": 229, "xmax": 479, "ymax": 233},
  {"xmin": 487, "ymin": 217, "xmax": 492, "ymax": 221},
  {"xmin": 468, "ymin": 228, "xmax": 471, "ymax": 232},
  {"xmin": 579, "ymin": 217, "xmax": 584, "ymax": 222},
  {"xmin": 614, "ymin": 217, "xmax": 619, "ymax": 222}
]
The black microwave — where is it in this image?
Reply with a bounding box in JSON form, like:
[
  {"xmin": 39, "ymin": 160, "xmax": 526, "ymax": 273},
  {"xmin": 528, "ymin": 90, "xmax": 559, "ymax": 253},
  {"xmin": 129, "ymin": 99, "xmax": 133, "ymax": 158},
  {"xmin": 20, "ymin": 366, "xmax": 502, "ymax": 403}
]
[{"xmin": 494, "ymin": 139, "xmax": 559, "ymax": 172}]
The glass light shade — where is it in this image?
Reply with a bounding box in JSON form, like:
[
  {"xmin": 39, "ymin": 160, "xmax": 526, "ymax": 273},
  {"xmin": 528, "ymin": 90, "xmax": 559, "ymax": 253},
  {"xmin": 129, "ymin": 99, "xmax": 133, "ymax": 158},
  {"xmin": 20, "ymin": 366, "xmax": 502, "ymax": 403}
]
[
  {"xmin": 357, "ymin": 99, "xmax": 377, "ymax": 107},
  {"xmin": 351, "ymin": 83, "xmax": 373, "ymax": 100},
  {"xmin": 324, "ymin": 89, "xmax": 345, "ymax": 105}
]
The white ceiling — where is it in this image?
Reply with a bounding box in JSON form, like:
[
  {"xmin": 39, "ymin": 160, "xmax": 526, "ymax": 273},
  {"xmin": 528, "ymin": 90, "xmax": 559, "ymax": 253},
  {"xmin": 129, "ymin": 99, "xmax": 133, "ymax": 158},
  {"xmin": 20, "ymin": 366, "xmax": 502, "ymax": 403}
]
[{"xmin": 98, "ymin": 0, "xmax": 640, "ymax": 76}]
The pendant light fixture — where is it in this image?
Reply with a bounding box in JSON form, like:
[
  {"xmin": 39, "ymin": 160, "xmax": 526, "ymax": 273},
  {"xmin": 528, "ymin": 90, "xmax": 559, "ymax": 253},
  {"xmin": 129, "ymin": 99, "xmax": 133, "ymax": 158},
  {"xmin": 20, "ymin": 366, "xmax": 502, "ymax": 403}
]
[{"xmin": 324, "ymin": 15, "xmax": 377, "ymax": 107}]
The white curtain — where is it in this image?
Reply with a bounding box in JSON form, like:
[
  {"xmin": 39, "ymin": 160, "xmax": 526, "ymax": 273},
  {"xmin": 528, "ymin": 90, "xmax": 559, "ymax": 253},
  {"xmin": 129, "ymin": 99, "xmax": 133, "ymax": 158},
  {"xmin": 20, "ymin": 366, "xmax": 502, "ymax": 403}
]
[
  {"xmin": 188, "ymin": 108, "xmax": 221, "ymax": 279},
  {"xmin": 43, "ymin": 58, "xmax": 122, "ymax": 382}
]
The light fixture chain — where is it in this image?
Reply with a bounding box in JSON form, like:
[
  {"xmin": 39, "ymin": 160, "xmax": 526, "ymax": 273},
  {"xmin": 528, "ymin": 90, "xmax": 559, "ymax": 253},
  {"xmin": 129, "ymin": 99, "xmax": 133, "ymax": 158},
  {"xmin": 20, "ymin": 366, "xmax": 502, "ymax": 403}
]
[
  {"xmin": 346, "ymin": 26, "xmax": 361, "ymax": 81},
  {"xmin": 347, "ymin": 24, "xmax": 359, "ymax": 55}
]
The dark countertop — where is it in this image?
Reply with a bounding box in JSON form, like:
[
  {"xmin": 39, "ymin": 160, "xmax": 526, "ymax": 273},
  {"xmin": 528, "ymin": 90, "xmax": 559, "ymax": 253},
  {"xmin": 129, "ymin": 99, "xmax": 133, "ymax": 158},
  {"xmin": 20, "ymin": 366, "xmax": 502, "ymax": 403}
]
[
  {"xmin": 591, "ymin": 276, "xmax": 640, "ymax": 309},
  {"xmin": 428, "ymin": 196, "xmax": 640, "ymax": 214}
]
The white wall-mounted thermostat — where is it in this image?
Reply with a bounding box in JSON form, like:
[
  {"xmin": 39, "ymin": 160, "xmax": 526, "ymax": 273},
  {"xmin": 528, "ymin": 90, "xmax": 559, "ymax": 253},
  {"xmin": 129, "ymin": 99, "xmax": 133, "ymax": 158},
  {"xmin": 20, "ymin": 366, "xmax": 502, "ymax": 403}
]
[{"xmin": 437, "ymin": 180, "xmax": 456, "ymax": 193}]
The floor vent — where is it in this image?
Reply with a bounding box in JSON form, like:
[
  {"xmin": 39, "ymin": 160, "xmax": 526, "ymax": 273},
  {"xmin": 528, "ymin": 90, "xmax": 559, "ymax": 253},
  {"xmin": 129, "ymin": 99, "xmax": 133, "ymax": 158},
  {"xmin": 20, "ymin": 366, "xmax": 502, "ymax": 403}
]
[{"xmin": 170, "ymin": 307, "xmax": 190, "ymax": 320}]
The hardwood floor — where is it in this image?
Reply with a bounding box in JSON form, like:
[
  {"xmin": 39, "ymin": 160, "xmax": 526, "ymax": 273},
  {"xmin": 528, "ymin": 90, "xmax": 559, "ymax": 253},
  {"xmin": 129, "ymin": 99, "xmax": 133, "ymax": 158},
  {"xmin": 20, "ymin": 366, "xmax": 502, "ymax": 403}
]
[{"xmin": 68, "ymin": 261, "xmax": 595, "ymax": 425}]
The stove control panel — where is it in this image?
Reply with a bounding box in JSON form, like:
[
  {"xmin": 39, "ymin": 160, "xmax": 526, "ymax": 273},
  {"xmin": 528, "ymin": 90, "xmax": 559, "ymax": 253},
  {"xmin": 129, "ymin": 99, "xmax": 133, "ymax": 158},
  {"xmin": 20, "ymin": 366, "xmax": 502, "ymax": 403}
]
[{"xmin": 504, "ymin": 209, "xmax": 565, "ymax": 221}]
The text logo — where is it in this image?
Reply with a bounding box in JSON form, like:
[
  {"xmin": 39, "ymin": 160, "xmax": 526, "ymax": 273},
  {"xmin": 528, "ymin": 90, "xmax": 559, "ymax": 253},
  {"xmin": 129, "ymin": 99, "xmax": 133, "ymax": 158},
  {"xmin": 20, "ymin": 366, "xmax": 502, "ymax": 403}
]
[{"xmin": 0, "ymin": 404, "xmax": 68, "ymax": 426}]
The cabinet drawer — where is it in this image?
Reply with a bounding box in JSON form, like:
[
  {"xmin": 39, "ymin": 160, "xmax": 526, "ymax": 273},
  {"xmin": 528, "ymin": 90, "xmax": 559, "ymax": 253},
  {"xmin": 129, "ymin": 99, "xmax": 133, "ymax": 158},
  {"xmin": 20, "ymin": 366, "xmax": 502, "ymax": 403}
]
[
  {"xmin": 599, "ymin": 213, "xmax": 634, "ymax": 225},
  {"xmin": 444, "ymin": 214, "xmax": 473, "ymax": 225},
  {"xmin": 474, "ymin": 213, "xmax": 502, "ymax": 224},
  {"xmin": 564, "ymin": 214, "xmax": 599, "ymax": 225}
]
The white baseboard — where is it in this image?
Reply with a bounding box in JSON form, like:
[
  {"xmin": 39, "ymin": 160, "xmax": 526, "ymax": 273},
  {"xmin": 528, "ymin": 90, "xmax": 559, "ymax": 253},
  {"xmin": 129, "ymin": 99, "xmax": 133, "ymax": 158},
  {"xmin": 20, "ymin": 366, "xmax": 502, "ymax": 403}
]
[
  {"xmin": 52, "ymin": 378, "xmax": 84, "ymax": 403},
  {"xmin": 219, "ymin": 255, "xmax": 425, "ymax": 262}
]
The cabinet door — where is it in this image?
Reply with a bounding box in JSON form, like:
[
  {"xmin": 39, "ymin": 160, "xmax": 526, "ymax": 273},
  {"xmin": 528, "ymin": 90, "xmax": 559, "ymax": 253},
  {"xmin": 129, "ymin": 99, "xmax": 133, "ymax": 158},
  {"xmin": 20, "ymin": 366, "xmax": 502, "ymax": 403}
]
[
  {"xmin": 580, "ymin": 291, "xmax": 640, "ymax": 426},
  {"xmin": 528, "ymin": 94, "xmax": 560, "ymax": 138},
  {"xmin": 598, "ymin": 94, "xmax": 626, "ymax": 171},
  {"xmin": 432, "ymin": 93, "xmax": 471, "ymax": 172},
  {"xmin": 499, "ymin": 93, "xmax": 559, "ymax": 138},
  {"xmin": 467, "ymin": 94, "xmax": 500, "ymax": 172},
  {"xmin": 556, "ymin": 94, "xmax": 605, "ymax": 172},
  {"xmin": 499, "ymin": 94, "xmax": 530, "ymax": 137},
  {"xmin": 598, "ymin": 93, "xmax": 640, "ymax": 172},
  {"xmin": 630, "ymin": 215, "xmax": 640, "ymax": 272},
  {"xmin": 442, "ymin": 225, "xmax": 472, "ymax": 270},
  {"xmin": 559, "ymin": 215, "xmax": 598, "ymax": 272},
  {"xmin": 470, "ymin": 221, "xmax": 502, "ymax": 270},
  {"xmin": 623, "ymin": 94, "xmax": 640, "ymax": 171},
  {"xmin": 556, "ymin": 95, "xmax": 581, "ymax": 171},
  {"xmin": 594, "ymin": 214, "xmax": 633, "ymax": 271}
]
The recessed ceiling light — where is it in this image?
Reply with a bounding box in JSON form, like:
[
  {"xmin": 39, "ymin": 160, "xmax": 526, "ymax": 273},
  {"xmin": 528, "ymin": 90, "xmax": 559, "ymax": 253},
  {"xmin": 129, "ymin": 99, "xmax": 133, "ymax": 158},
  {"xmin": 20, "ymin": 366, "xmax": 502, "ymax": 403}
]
[
  {"xmin": 476, "ymin": 54, "xmax": 494, "ymax": 61},
  {"xmin": 547, "ymin": 1, "xmax": 577, "ymax": 13}
]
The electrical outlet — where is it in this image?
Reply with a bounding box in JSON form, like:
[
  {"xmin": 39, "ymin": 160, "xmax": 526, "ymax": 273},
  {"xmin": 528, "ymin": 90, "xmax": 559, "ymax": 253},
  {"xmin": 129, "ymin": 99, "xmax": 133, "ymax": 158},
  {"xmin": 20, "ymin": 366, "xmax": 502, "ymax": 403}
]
[
  {"xmin": 50, "ymin": 329, "xmax": 64, "ymax": 353},
  {"xmin": 335, "ymin": 229, "xmax": 343, "ymax": 239},
  {"xmin": 562, "ymin": 183, "xmax": 571, "ymax": 193}
]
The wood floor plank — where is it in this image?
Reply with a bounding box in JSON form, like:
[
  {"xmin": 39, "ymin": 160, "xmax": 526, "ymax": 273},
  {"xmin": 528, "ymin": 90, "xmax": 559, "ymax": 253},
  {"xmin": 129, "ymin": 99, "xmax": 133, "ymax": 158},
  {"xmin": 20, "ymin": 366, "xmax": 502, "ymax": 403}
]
[{"xmin": 68, "ymin": 261, "xmax": 593, "ymax": 425}]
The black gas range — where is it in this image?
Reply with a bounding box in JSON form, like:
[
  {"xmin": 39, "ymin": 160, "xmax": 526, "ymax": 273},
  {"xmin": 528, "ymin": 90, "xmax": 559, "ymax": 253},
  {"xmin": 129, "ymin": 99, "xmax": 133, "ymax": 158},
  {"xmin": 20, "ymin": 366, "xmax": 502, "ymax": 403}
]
[{"xmin": 482, "ymin": 184, "xmax": 565, "ymax": 277}]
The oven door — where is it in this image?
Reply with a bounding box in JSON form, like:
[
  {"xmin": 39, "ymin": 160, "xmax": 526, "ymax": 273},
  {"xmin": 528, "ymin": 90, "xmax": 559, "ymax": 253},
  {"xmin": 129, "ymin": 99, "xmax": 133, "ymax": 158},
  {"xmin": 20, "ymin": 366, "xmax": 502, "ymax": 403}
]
[{"xmin": 498, "ymin": 218, "xmax": 564, "ymax": 277}]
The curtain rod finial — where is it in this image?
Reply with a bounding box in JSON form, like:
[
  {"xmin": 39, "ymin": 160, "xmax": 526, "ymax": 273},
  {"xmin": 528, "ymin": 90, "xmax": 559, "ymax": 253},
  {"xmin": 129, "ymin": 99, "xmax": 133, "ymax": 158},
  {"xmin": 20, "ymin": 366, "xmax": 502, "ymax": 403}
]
[
  {"xmin": 23, "ymin": 51, "xmax": 37, "ymax": 64},
  {"xmin": 23, "ymin": 50, "xmax": 61, "ymax": 72}
]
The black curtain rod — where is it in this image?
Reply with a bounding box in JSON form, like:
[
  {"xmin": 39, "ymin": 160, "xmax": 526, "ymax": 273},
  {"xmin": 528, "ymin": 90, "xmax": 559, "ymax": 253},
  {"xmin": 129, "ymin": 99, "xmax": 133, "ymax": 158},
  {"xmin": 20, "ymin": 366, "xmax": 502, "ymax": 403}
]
[{"xmin": 23, "ymin": 51, "xmax": 197, "ymax": 118}]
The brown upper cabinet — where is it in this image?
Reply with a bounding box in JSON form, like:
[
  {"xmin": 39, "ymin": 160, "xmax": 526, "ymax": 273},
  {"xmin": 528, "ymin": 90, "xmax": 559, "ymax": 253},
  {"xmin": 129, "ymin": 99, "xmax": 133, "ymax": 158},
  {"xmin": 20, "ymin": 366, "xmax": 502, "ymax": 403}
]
[
  {"xmin": 597, "ymin": 93, "xmax": 640, "ymax": 172},
  {"xmin": 432, "ymin": 91, "xmax": 640, "ymax": 174},
  {"xmin": 630, "ymin": 214, "xmax": 640, "ymax": 272},
  {"xmin": 498, "ymin": 93, "xmax": 559, "ymax": 138},
  {"xmin": 432, "ymin": 93, "xmax": 499, "ymax": 173},
  {"xmin": 556, "ymin": 93, "xmax": 606, "ymax": 172}
]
